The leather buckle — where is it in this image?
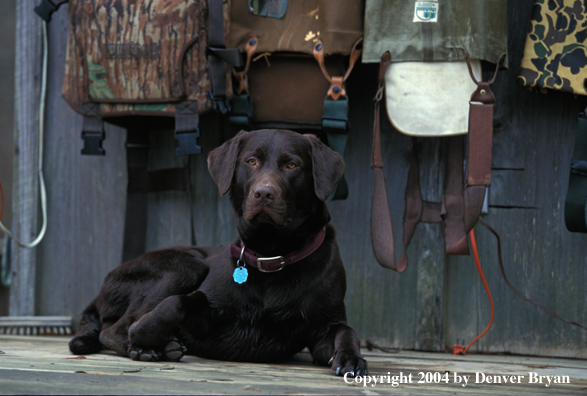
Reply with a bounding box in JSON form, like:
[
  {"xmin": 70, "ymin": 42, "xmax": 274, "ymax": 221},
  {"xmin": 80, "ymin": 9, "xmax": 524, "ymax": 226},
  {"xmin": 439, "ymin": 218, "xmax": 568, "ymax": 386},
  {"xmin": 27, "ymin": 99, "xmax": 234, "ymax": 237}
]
[{"xmin": 257, "ymin": 256, "xmax": 285, "ymax": 272}]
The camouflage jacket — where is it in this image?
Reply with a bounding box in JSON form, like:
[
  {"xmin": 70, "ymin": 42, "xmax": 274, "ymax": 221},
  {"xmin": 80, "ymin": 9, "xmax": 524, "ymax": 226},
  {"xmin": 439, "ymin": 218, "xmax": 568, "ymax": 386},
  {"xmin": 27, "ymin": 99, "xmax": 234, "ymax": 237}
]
[{"xmin": 519, "ymin": 0, "xmax": 587, "ymax": 96}]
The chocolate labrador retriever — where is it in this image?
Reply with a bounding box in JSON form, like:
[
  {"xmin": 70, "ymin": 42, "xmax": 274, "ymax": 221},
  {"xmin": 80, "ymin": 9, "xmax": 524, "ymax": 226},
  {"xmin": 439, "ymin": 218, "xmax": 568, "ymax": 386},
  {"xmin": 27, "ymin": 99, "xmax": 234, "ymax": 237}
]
[{"xmin": 69, "ymin": 129, "xmax": 367, "ymax": 376}]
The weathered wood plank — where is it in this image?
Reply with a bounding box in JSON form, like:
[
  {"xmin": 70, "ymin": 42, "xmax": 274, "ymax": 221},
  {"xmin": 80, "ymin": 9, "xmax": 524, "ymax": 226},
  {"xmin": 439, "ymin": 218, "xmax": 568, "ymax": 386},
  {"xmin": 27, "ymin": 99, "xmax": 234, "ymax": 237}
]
[
  {"xmin": 412, "ymin": 138, "xmax": 446, "ymax": 351},
  {"xmin": 34, "ymin": 7, "xmax": 127, "ymax": 327},
  {"xmin": 144, "ymin": 129, "xmax": 191, "ymax": 251},
  {"xmin": 8, "ymin": 0, "xmax": 43, "ymax": 317},
  {"xmin": 0, "ymin": 0, "xmax": 16, "ymax": 316},
  {"xmin": 190, "ymin": 114, "xmax": 238, "ymax": 247},
  {"xmin": 1, "ymin": 335, "xmax": 586, "ymax": 395},
  {"xmin": 327, "ymin": 63, "xmax": 414, "ymax": 348},
  {"xmin": 442, "ymin": 0, "xmax": 587, "ymax": 358}
]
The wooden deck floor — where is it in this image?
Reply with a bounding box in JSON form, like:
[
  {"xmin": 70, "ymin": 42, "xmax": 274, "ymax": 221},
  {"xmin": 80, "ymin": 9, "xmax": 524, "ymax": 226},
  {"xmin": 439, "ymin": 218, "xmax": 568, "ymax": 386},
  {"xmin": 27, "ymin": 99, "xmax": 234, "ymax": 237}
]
[{"xmin": 1, "ymin": 335, "xmax": 586, "ymax": 395}]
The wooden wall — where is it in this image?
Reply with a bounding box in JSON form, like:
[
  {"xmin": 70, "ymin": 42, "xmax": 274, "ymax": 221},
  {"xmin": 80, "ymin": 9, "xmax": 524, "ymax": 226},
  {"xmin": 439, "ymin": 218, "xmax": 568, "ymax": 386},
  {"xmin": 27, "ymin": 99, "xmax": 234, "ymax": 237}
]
[
  {"xmin": 0, "ymin": 0, "xmax": 16, "ymax": 316},
  {"xmin": 6, "ymin": 0, "xmax": 587, "ymax": 358}
]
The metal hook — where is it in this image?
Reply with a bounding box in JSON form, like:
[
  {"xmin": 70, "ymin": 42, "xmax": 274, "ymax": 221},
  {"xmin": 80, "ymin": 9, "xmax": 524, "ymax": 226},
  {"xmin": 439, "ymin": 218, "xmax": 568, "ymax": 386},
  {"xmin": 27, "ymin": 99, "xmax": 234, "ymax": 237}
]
[{"xmin": 237, "ymin": 245, "xmax": 246, "ymax": 267}]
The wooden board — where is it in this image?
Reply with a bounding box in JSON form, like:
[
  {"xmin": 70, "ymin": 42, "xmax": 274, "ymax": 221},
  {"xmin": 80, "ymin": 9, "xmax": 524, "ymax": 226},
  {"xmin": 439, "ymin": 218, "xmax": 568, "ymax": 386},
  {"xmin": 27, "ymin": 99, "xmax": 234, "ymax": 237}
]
[
  {"xmin": 1, "ymin": 335, "xmax": 586, "ymax": 395},
  {"xmin": 32, "ymin": 8, "xmax": 127, "ymax": 326},
  {"xmin": 0, "ymin": 0, "xmax": 16, "ymax": 316}
]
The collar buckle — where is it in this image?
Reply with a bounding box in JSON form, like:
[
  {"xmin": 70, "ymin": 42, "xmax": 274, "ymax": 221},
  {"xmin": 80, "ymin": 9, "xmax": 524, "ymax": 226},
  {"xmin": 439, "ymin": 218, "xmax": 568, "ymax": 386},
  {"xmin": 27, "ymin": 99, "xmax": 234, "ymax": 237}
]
[{"xmin": 257, "ymin": 256, "xmax": 285, "ymax": 272}]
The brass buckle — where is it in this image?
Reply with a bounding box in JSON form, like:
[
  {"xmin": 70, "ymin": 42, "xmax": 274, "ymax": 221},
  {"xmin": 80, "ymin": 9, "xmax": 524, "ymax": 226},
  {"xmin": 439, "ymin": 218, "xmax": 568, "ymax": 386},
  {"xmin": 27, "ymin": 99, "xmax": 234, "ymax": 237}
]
[{"xmin": 256, "ymin": 256, "xmax": 285, "ymax": 272}]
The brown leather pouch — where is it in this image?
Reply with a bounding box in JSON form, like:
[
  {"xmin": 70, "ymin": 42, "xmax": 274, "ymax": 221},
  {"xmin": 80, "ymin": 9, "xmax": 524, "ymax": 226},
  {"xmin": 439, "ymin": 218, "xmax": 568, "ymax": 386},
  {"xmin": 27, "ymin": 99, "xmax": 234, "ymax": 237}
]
[{"xmin": 245, "ymin": 53, "xmax": 344, "ymax": 128}]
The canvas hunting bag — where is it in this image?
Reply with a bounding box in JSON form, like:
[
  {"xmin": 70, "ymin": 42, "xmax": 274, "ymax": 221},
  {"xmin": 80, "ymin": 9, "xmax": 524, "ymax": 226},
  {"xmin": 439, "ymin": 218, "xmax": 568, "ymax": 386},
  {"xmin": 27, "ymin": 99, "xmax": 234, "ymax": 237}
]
[
  {"xmin": 228, "ymin": 0, "xmax": 364, "ymax": 127},
  {"xmin": 36, "ymin": 0, "xmax": 243, "ymax": 156},
  {"xmin": 516, "ymin": 1, "xmax": 587, "ymax": 232},
  {"xmin": 518, "ymin": 0, "xmax": 587, "ymax": 96},
  {"xmin": 364, "ymin": 0, "xmax": 508, "ymax": 271},
  {"xmin": 227, "ymin": 0, "xmax": 364, "ymax": 200}
]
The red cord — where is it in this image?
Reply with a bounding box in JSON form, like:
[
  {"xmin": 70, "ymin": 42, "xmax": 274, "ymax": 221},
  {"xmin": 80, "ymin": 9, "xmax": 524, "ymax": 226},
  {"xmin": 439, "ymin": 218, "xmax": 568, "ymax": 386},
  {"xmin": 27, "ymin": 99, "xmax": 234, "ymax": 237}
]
[{"xmin": 453, "ymin": 229, "xmax": 495, "ymax": 355}]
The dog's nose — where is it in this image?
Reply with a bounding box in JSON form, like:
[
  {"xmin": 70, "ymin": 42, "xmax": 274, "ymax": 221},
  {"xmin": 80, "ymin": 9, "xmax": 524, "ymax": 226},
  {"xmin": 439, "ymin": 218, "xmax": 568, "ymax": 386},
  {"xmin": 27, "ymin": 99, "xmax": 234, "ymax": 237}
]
[{"xmin": 253, "ymin": 184, "xmax": 275, "ymax": 203}]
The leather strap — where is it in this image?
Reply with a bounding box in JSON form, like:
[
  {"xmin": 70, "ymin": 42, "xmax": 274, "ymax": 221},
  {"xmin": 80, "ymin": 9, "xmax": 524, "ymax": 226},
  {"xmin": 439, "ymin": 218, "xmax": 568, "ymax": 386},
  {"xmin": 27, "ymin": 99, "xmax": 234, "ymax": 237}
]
[
  {"xmin": 229, "ymin": 228, "xmax": 326, "ymax": 272},
  {"xmin": 207, "ymin": 0, "xmax": 243, "ymax": 114},
  {"xmin": 230, "ymin": 37, "xmax": 257, "ymax": 128},
  {"xmin": 564, "ymin": 110, "xmax": 587, "ymax": 233},
  {"xmin": 234, "ymin": 37, "xmax": 258, "ymax": 95},
  {"xmin": 313, "ymin": 38, "xmax": 363, "ymax": 101},
  {"xmin": 370, "ymin": 51, "xmax": 405, "ymax": 272},
  {"xmin": 443, "ymin": 136, "xmax": 469, "ymax": 255},
  {"xmin": 386, "ymin": 50, "xmax": 505, "ymax": 271},
  {"xmin": 399, "ymin": 136, "xmax": 470, "ymax": 269},
  {"xmin": 314, "ymin": 39, "xmax": 363, "ymax": 201}
]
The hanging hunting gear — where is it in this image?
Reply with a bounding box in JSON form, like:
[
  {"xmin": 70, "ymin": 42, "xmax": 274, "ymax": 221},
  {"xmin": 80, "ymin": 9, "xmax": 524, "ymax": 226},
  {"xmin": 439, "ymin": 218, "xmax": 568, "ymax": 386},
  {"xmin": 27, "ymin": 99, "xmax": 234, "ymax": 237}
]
[
  {"xmin": 371, "ymin": 50, "xmax": 505, "ymax": 272},
  {"xmin": 227, "ymin": 0, "xmax": 364, "ymax": 200},
  {"xmin": 365, "ymin": 0, "xmax": 508, "ymax": 271},
  {"xmin": 35, "ymin": 0, "xmax": 242, "ymax": 156},
  {"xmin": 517, "ymin": 1, "xmax": 587, "ymax": 233}
]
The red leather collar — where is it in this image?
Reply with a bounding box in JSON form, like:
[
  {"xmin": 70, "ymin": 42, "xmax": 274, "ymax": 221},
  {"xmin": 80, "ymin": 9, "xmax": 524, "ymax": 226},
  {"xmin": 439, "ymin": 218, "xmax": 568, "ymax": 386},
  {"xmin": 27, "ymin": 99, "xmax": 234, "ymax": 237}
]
[{"xmin": 229, "ymin": 227, "xmax": 326, "ymax": 273}]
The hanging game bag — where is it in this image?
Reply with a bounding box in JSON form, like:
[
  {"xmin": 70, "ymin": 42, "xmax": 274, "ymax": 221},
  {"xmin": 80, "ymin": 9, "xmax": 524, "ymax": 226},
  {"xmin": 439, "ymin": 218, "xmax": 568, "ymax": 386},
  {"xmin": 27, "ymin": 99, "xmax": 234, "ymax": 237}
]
[
  {"xmin": 516, "ymin": 0, "xmax": 587, "ymax": 233},
  {"xmin": 227, "ymin": 0, "xmax": 364, "ymax": 200},
  {"xmin": 35, "ymin": 0, "xmax": 242, "ymax": 156},
  {"xmin": 364, "ymin": 0, "xmax": 508, "ymax": 271}
]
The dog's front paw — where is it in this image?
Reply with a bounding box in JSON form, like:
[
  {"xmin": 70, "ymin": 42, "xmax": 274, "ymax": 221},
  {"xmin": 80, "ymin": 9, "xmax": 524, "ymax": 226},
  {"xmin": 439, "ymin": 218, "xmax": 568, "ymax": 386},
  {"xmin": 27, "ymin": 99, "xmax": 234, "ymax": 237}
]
[
  {"xmin": 330, "ymin": 350, "xmax": 368, "ymax": 377},
  {"xmin": 162, "ymin": 337, "xmax": 187, "ymax": 362},
  {"xmin": 128, "ymin": 345, "xmax": 162, "ymax": 362}
]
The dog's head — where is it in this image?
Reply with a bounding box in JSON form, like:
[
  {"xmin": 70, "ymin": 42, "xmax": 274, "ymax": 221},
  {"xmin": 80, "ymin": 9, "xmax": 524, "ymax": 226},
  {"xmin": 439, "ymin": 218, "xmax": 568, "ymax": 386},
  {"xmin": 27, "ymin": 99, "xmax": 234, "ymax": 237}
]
[{"xmin": 208, "ymin": 129, "xmax": 344, "ymax": 238}]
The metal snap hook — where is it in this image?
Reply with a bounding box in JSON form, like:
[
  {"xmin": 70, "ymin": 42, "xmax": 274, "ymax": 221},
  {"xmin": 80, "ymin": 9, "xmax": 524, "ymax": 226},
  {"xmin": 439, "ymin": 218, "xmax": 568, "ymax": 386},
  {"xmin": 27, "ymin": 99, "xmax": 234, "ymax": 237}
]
[{"xmin": 237, "ymin": 245, "xmax": 246, "ymax": 267}]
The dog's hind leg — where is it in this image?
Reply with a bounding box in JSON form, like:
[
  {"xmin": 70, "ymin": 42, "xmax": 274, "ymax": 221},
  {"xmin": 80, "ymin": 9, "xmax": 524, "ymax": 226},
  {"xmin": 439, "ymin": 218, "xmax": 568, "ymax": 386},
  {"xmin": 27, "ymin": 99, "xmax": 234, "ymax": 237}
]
[
  {"xmin": 69, "ymin": 302, "xmax": 102, "ymax": 355},
  {"xmin": 128, "ymin": 291, "xmax": 209, "ymax": 361},
  {"xmin": 96, "ymin": 316, "xmax": 135, "ymax": 358}
]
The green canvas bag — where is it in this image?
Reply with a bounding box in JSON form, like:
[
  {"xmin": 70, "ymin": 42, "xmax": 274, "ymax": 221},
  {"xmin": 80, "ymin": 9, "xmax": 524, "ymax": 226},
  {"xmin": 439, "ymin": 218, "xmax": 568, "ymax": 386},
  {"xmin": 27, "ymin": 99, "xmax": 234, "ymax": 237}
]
[{"xmin": 362, "ymin": 0, "xmax": 507, "ymax": 63}]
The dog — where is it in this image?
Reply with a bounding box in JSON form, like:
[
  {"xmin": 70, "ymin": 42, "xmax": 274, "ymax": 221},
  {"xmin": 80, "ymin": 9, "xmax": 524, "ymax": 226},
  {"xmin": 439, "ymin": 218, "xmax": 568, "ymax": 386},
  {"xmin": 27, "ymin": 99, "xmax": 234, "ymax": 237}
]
[{"xmin": 69, "ymin": 129, "xmax": 367, "ymax": 377}]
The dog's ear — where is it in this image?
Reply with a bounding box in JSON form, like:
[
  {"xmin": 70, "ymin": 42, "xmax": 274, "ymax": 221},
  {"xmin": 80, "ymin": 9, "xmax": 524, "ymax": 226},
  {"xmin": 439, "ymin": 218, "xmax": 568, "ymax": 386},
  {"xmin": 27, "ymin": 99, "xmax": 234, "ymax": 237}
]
[
  {"xmin": 304, "ymin": 134, "xmax": 345, "ymax": 202},
  {"xmin": 207, "ymin": 130, "xmax": 248, "ymax": 195}
]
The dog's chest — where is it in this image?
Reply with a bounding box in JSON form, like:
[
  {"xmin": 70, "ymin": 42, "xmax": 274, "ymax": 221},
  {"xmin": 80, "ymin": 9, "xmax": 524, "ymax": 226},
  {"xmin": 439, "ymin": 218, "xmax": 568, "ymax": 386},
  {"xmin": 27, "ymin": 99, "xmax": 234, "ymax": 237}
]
[{"xmin": 188, "ymin": 299, "xmax": 314, "ymax": 362}]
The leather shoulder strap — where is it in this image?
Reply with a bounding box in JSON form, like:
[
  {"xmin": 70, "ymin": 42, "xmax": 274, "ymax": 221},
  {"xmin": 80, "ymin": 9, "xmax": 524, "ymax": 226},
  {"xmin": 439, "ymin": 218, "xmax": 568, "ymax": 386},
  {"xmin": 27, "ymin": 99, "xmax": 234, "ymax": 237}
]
[{"xmin": 370, "ymin": 52, "xmax": 406, "ymax": 272}]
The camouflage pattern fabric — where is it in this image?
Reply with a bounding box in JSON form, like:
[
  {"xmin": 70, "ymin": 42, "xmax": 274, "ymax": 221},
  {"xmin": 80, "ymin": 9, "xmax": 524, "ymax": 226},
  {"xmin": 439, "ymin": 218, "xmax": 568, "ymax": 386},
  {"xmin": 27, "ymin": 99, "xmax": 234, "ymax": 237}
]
[
  {"xmin": 518, "ymin": 0, "xmax": 587, "ymax": 96},
  {"xmin": 62, "ymin": 0, "xmax": 233, "ymax": 117}
]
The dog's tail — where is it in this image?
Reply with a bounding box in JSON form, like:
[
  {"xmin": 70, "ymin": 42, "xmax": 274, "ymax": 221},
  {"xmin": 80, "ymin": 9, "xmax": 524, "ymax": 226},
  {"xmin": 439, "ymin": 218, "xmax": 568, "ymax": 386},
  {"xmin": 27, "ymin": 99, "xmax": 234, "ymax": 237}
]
[{"xmin": 69, "ymin": 302, "xmax": 102, "ymax": 355}]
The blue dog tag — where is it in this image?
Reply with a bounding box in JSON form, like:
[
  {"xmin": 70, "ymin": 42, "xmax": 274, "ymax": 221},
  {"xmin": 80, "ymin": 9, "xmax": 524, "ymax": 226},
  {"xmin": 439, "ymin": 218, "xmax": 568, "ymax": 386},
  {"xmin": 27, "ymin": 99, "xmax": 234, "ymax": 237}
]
[{"xmin": 233, "ymin": 267, "xmax": 248, "ymax": 284}]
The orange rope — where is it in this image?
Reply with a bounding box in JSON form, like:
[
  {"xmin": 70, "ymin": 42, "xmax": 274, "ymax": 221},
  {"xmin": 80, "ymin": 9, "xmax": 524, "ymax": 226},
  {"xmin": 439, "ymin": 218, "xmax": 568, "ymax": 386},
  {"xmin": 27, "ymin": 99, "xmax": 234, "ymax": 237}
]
[{"xmin": 463, "ymin": 228, "xmax": 494, "ymax": 354}]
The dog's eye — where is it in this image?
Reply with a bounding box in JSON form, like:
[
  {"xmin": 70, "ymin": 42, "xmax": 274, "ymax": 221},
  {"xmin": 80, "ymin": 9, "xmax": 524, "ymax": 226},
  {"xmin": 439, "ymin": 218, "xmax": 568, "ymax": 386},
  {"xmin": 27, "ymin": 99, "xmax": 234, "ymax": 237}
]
[
  {"xmin": 286, "ymin": 162, "xmax": 297, "ymax": 169},
  {"xmin": 247, "ymin": 158, "xmax": 257, "ymax": 166}
]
